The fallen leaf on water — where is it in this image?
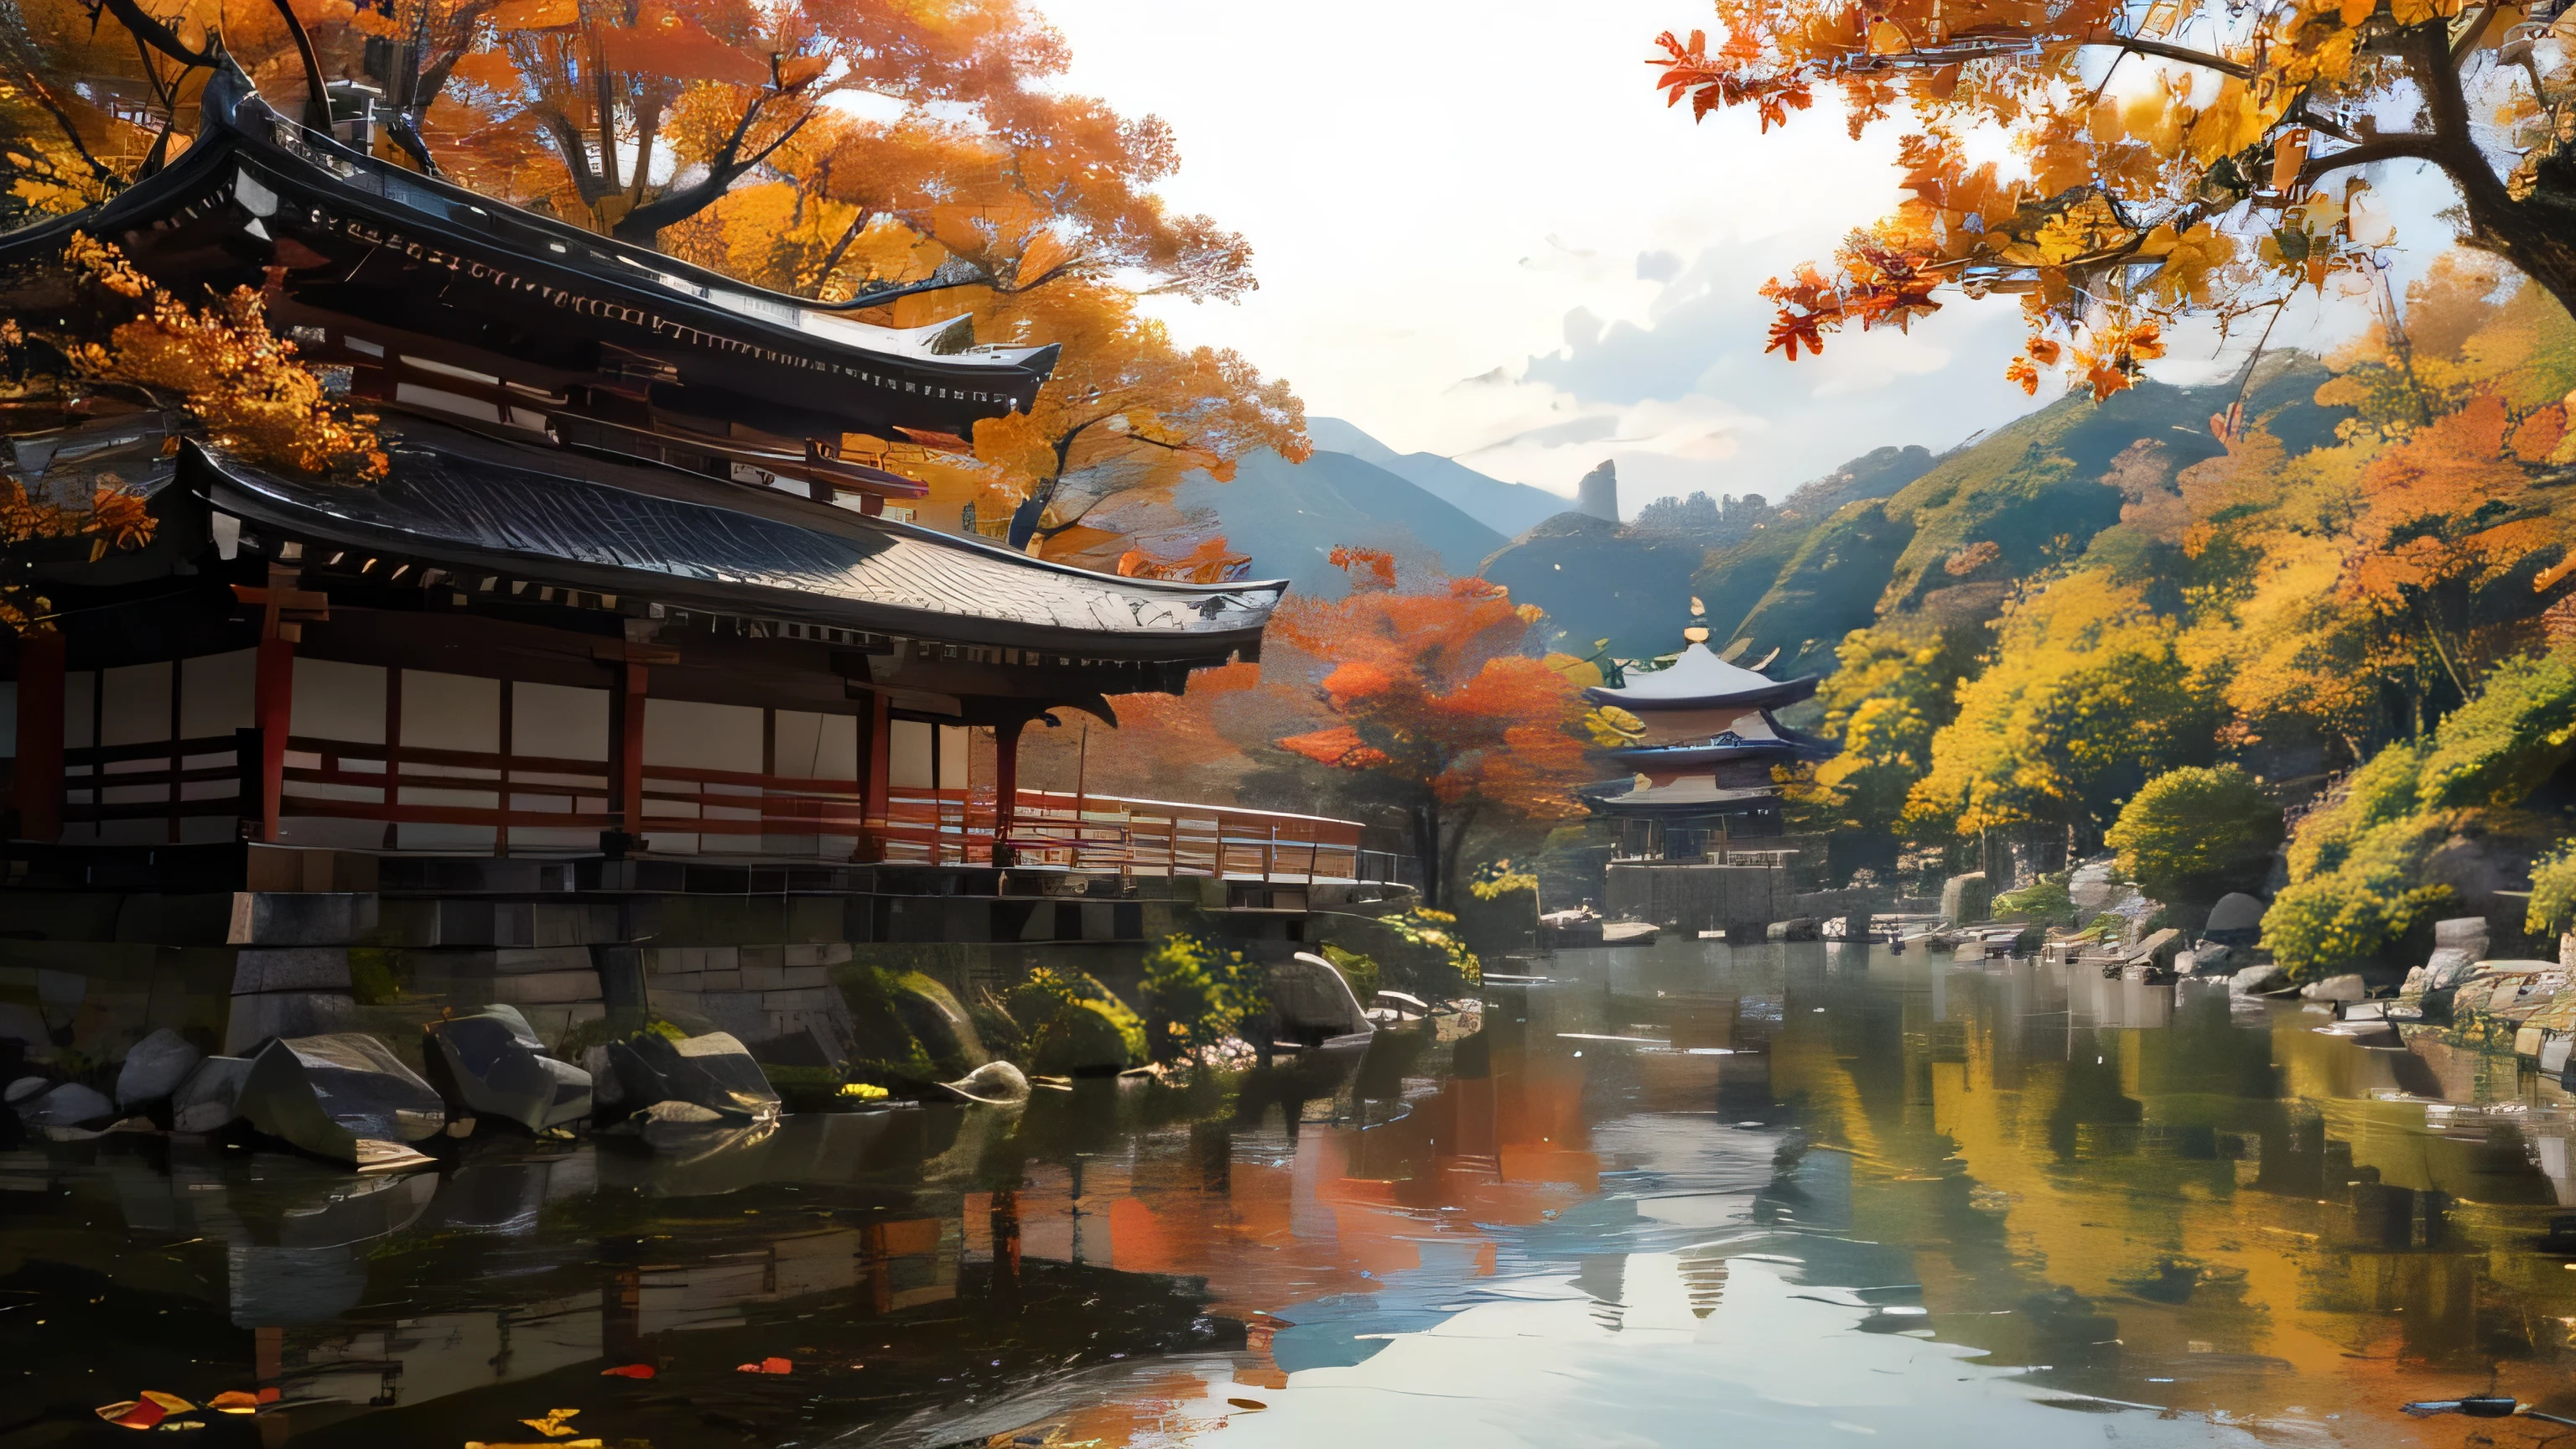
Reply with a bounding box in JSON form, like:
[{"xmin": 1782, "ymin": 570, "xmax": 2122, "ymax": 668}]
[
  {"xmin": 1226, "ymin": 1398, "xmax": 1267, "ymax": 1411},
  {"xmin": 257, "ymin": 1389, "xmax": 280, "ymax": 1404},
  {"xmin": 600, "ymin": 1363, "xmax": 656, "ymax": 1379},
  {"xmin": 734, "ymin": 1357, "xmax": 792, "ymax": 1374},
  {"xmin": 208, "ymin": 1391, "xmax": 261, "ymax": 1414},
  {"xmin": 520, "ymin": 1408, "xmax": 580, "ymax": 1437},
  {"xmin": 141, "ymin": 1393, "xmax": 195, "ymax": 1414},
  {"xmin": 463, "ymin": 1441, "xmax": 602, "ymax": 1448},
  {"xmin": 96, "ymin": 1400, "xmax": 164, "ymax": 1430}
]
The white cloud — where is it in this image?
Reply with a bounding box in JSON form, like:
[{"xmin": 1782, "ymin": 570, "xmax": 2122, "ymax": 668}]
[{"xmin": 1032, "ymin": 0, "xmax": 2480, "ymax": 512}]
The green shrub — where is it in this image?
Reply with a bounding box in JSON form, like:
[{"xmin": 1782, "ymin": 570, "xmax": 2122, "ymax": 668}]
[
  {"xmin": 1001, "ymin": 968, "xmax": 1145, "ymax": 1075},
  {"xmin": 2104, "ymin": 765, "xmax": 2283, "ymax": 906},
  {"xmin": 1992, "ymin": 870, "xmax": 2075, "ymax": 926},
  {"xmin": 1140, "ymin": 936, "xmax": 1264, "ymax": 1062},
  {"xmin": 2528, "ymin": 841, "xmax": 2576, "ymax": 937},
  {"xmin": 2261, "ymin": 653, "xmax": 2576, "ymax": 974}
]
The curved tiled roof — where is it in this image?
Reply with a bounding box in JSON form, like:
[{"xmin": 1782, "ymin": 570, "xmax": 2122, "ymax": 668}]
[
  {"xmin": 1584, "ymin": 644, "xmax": 1817, "ymax": 711},
  {"xmin": 188, "ymin": 423, "xmax": 1282, "ymax": 659}
]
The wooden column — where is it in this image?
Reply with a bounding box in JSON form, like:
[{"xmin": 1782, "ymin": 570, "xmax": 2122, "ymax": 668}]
[
  {"xmin": 615, "ymin": 662, "xmax": 647, "ymax": 835},
  {"xmin": 252, "ymin": 635, "xmax": 293, "ymax": 842},
  {"xmin": 589, "ymin": 641, "xmax": 678, "ymax": 851},
  {"xmin": 13, "ymin": 630, "xmax": 64, "ymax": 843},
  {"xmin": 854, "ymin": 690, "xmax": 891, "ymax": 861},
  {"xmin": 231, "ymin": 564, "xmax": 328, "ymax": 844},
  {"xmin": 990, "ymin": 715, "xmax": 1023, "ymax": 868}
]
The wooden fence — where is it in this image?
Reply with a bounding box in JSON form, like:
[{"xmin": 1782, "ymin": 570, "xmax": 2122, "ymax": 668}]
[{"xmin": 57, "ymin": 733, "xmax": 1381, "ymax": 882}]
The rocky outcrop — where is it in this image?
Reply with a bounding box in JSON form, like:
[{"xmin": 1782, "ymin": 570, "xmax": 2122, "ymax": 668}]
[
  {"xmin": 237, "ymin": 1033, "xmax": 447, "ymax": 1165},
  {"xmin": 605, "ymin": 1031, "xmax": 780, "ymax": 1124},
  {"xmin": 425, "ymin": 1005, "xmax": 593, "ymax": 1134}
]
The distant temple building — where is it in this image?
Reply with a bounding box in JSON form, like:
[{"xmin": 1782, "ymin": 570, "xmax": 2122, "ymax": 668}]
[
  {"xmin": 1581, "ymin": 600, "xmax": 1833, "ymax": 864},
  {"xmin": 0, "ymin": 68, "xmax": 1280, "ymax": 865}
]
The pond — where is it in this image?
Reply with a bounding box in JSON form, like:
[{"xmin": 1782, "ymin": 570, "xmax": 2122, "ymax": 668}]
[{"xmin": 5, "ymin": 938, "xmax": 2572, "ymax": 1446}]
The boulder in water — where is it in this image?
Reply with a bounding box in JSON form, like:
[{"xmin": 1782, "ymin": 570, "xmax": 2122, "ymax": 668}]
[
  {"xmin": 424, "ymin": 1005, "xmax": 592, "ymax": 1134},
  {"xmin": 938, "ymin": 1060, "xmax": 1030, "ymax": 1105},
  {"xmin": 116, "ymin": 1028, "xmax": 202, "ymax": 1109},
  {"xmin": 1268, "ymin": 953, "xmax": 1374, "ymax": 1042},
  {"xmin": 20, "ymin": 1081, "xmax": 113, "ymax": 1127},
  {"xmin": 2204, "ymin": 892, "xmax": 2267, "ymax": 944},
  {"xmin": 4, "ymin": 1075, "xmax": 48, "ymax": 1105},
  {"xmin": 606, "ymin": 1031, "xmax": 779, "ymax": 1124},
  {"xmin": 238, "ymin": 1033, "xmax": 447, "ymax": 1165},
  {"xmin": 172, "ymin": 1056, "xmax": 252, "ymax": 1133},
  {"xmin": 2231, "ymin": 963, "xmax": 2291, "ymax": 996},
  {"xmin": 2300, "ymin": 973, "xmax": 2367, "ymax": 1002}
]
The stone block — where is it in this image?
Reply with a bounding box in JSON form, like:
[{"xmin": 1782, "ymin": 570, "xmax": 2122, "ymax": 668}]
[
  {"xmin": 703, "ymin": 969, "xmax": 744, "ymax": 990},
  {"xmin": 741, "ymin": 963, "xmax": 788, "ymax": 992},
  {"xmin": 226, "ymin": 893, "xmax": 380, "ymax": 947},
  {"xmin": 493, "ymin": 947, "xmax": 596, "ymax": 976},
  {"xmin": 783, "ymin": 943, "xmax": 852, "ymax": 968},
  {"xmin": 779, "ymin": 965, "xmax": 833, "ymax": 990},
  {"xmin": 484, "ymin": 970, "xmax": 606, "ymax": 1006},
  {"xmin": 231, "ymin": 948, "xmax": 352, "ymax": 994},
  {"xmin": 2433, "ymin": 917, "xmax": 2491, "ymax": 958},
  {"xmin": 223, "ymin": 991, "xmax": 359, "ymax": 1054},
  {"xmin": 1940, "ymin": 873, "xmax": 1992, "ymax": 924}
]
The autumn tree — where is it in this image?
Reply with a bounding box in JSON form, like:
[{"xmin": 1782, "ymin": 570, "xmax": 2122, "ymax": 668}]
[
  {"xmin": 1271, "ymin": 548, "xmax": 1589, "ymax": 907},
  {"xmin": 1649, "ymin": 0, "xmax": 2576, "ymax": 397}
]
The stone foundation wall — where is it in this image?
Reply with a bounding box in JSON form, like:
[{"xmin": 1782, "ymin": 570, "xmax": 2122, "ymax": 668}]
[{"xmin": 0, "ymin": 851, "xmax": 1413, "ymax": 1079}]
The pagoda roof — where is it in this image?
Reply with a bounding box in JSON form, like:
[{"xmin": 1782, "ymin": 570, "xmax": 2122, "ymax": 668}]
[
  {"xmin": 1579, "ymin": 776, "xmax": 1781, "ymax": 816},
  {"xmin": 185, "ymin": 421, "xmax": 1282, "ymax": 661},
  {"xmin": 1602, "ymin": 722, "xmax": 1833, "ymax": 768},
  {"xmin": 0, "ymin": 66, "xmax": 1056, "ymax": 433},
  {"xmin": 1584, "ymin": 644, "xmax": 1817, "ymax": 712}
]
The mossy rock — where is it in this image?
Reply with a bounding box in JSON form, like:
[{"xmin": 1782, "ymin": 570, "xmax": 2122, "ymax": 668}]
[
  {"xmin": 836, "ymin": 966, "xmax": 988, "ymax": 1083},
  {"xmin": 1028, "ymin": 997, "xmax": 1145, "ymax": 1077}
]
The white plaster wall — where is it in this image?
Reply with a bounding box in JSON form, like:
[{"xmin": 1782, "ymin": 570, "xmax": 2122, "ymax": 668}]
[
  {"xmin": 397, "ymin": 669, "xmax": 499, "ymax": 852},
  {"xmin": 643, "ymin": 698, "xmax": 764, "ymax": 854},
  {"xmin": 512, "ymin": 682, "xmax": 611, "ymax": 849}
]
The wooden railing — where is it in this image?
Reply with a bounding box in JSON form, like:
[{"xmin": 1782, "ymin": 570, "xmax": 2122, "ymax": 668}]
[{"xmin": 62, "ymin": 732, "xmax": 1375, "ymax": 880}]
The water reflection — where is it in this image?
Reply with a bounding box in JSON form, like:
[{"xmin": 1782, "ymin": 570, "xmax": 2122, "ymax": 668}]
[{"xmin": 8, "ymin": 941, "xmax": 2576, "ymax": 1444}]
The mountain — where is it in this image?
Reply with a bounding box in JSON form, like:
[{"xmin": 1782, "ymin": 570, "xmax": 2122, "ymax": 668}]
[
  {"xmin": 1698, "ymin": 354, "xmax": 2347, "ymax": 679},
  {"xmin": 1306, "ymin": 417, "xmax": 1572, "ymax": 538},
  {"xmin": 1475, "ymin": 512, "xmax": 1710, "ymax": 657},
  {"xmin": 1176, "ymin": 447, "xmax": 1506, "ymax": 598}
]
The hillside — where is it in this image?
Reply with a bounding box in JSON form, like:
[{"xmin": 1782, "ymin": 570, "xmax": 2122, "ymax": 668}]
[
  {"xmin": 1176, "ymin": 446, "xmax": 1506, "ymax": 597},
  {"xmin": 1701, "ymin": 356, "xmax": 2346, "ymax": 673},
  {"xmin": 1306, "ymin": 417, "xmax": 1571, "ymax": 537}
]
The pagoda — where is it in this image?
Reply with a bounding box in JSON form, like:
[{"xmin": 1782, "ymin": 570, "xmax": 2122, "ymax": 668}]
[
  {"xmin": 1581, "ymin": 599, "xmax": 1834, "ymax": 864},
  {"xmin": 0, "ymin": 64, "xmax": 1286, "ymax": 867}
]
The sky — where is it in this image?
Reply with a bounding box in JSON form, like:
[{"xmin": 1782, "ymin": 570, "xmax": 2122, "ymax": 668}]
[{"xmin": 1031, "ymin": 0, "xmax": 2459, "ymax": 512}]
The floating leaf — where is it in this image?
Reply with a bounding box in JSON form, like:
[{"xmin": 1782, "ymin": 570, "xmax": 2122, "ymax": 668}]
[
  {"xmin": 207, "ymin": 1392, "xmax": 260, "ymax": 1414},
  {"xmin": 521, "ymin": 1408, "xmax": 581, "ymax": 1437},
  {"xmin": 735, "ymin": 1356, "xmax": 792, "ymax": 1374},
  {"xmin": 96, "ymin": 1400, "xmax": 164, "ymax": 1430},
  {"xmin": 600, "ymin": 1363, "xmax": 657, "ymax": 1379}
]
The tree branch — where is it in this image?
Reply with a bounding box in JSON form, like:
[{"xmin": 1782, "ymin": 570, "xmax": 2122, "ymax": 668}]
[
  {"xmin": 21, "ymin": 75, "xmax": 117, "ymax": 183},
  {"xmin": 2450, "ymin": 0, "xmax": 2500, "ymax": 63},
  {"xmin": 2080, "ymin": 31, "xmax": 2251, "ymax": 80},
  {"xmin": 2295, "ymin": 132, "xmax": 2449, "ymax": 185},
  {"xmin": 612, "ymin": 105, "xmax": 811, "ymax": 241},
  {"xmin": 92, "ymin": 0, "xmax": 211, "ymax": 67}
]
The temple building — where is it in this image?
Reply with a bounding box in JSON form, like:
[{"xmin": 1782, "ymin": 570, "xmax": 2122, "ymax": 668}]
[
  {"xmin": 1581, "ymin": 600, "xmax": 1833, "ymax": 864},
  {"xmin": 0, "ymin": 65, "xmax": 1283, "ymax": 868},
  {"xmin": 0, "ymin": 66, "xmax": 1386, "ymax": 1071}
]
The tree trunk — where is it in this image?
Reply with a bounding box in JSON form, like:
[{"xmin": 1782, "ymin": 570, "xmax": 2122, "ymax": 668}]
[
  {"xmin": 1413, "ymin": 796, "xmax": 1442, "ymax": 910},
  {"xmin": 2409, "ymin": 21, "xmax": 2576, "ymax": 320}
]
